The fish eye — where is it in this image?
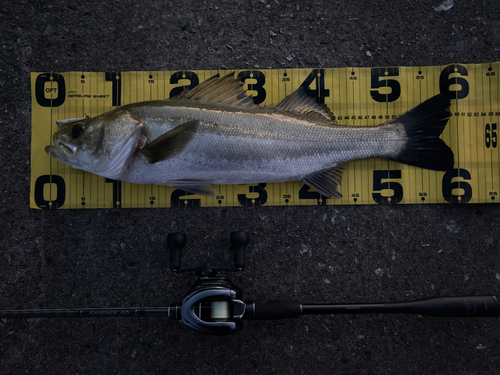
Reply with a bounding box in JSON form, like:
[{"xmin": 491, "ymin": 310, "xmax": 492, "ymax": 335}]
[{"xmin": 71, "ymin": 124, "xmax": 84, "ymax": 139}]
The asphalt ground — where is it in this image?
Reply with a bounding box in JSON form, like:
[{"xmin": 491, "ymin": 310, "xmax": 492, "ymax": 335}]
[{"xmin": 1, "ymin": 0, "xmax": 500, "ymax": 373}]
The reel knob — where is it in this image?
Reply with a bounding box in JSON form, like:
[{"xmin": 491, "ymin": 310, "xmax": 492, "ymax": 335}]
[
  {"xmin": 167, "ymin": 232, "xmax": 186, "ymax": 272},
  {"xmin": 230, "ymin": 231, "xmax": 249, "ymax": 271}
]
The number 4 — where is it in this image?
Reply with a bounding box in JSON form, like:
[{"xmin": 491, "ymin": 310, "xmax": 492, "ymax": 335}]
[{"xmin": 300, "ymin": 69, "xmax": 330, "ymax": 104}]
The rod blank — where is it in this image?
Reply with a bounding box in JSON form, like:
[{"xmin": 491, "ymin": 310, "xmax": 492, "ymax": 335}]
[{"xmin": 0, "ymin": 307, "xmax": 180, "ymax": 319}]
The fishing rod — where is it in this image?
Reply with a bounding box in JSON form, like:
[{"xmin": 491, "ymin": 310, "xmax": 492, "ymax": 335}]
[{"xmin": 1, "ymin": 232, "xmax": 498, "ymax": 334}]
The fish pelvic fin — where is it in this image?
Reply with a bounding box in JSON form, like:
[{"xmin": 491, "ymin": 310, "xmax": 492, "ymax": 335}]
[
  {"xmin": 301, "ymin": 164, "xmax": 345, "ymax": 198},
  {"xmin": 272, "ymin": 87, "xmax": 336, "ymax": 124},
  {"xmin": 388, "ymin": 94, "xmax": 454, "ymax": 171},
  {"xmin": 141, "ymin": 120, "xmax": 199, "ymax": 163},
  {"xmin": 173, "ymin": 72, "xmax": 257, "ymax": 108},
  {"xmin": 168, "ymin": 181, "xmax": 219, "ymax": 197}
]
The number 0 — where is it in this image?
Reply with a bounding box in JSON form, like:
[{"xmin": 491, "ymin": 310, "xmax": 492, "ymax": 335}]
[{"xmin": 34, "ymin": 175, "xmax": 66, "ymax": 209}]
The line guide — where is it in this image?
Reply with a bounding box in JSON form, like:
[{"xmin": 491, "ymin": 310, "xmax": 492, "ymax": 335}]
[{"xmin": 30, "ymin": 63, "xmax": 500, "ymax": 209}]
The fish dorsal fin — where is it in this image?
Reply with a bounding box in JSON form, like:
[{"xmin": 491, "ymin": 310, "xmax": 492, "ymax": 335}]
[
  {"xmin": 274, "ymin": 87, "xmax": 335, "ymax": 124},
  {"xmin": 301, "ymin": 163, "xmax": 345, "ymax": 198},
  {"xmin": 141, "ymin": 120, "xmax": 199, "ymax": 163},
  {"xmin": 173, "ymin": 72, "xmax": 257, "ymax": 107}
]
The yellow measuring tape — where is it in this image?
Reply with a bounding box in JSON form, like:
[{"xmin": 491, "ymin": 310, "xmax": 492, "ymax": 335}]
[{"xmin": 30, "ymin": 63, "xmax": 500, "ymax": 209}]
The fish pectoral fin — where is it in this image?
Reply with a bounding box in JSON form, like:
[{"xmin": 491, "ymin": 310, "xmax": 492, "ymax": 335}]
[
  {"xmin": 301, "ymin": 164, "xmax": 345, "ymax": 198},
  {"xmin": 169, "ymin": 180, "xmax": 219, "ymax": 196},
  {"xmin": 141, "ymin": 120, "xmax": 200, "ymax": 163},
  {"xmin": 273, "ymin": 87, "xmax": 336, "ymax": 124}
]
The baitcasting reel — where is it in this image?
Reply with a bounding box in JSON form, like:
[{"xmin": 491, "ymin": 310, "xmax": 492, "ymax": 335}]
[{"xmin": 166, "ymin": 231, "xmax": 248, "ymax": 333}]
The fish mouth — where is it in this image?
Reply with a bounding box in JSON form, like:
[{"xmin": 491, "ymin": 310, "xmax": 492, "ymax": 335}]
[
  {"xmin": 45, "ymin": 140, "xmax": 76, "ymax": 161},
  {"xmin": 56, "ymin": 140, "xmax": 77, "ymax": 155},
  {"xmin": 45, "ymin": 144, "xmax": 64, "ymax": 161}
]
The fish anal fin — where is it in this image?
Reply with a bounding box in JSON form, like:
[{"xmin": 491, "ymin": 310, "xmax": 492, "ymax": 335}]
[
  {"xmin": 141, "ymin": 120, "xmax": 199, "ymax": 164},
  {"xmin": 301, "ymin": 164, "xmax": 345, "ymax": 198},
  {"xmin": 274, "ymin": 87, "xmax": 336, "ymax": 124}
]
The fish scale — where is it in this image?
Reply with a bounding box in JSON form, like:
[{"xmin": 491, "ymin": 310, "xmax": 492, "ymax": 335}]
[{"xmin": 123, "ymin": 102, "xmax": 405, "ymax": 185}]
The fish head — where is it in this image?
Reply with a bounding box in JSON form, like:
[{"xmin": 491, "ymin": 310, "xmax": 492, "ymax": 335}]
[{"xmin": 45, "ymin": 111, "xmax": 145, "ymax": 179}]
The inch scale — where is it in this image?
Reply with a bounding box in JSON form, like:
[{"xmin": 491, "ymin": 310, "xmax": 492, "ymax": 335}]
[{"xmin": 30, "ymin": 63, "xmax": 500, "ymax": 209}]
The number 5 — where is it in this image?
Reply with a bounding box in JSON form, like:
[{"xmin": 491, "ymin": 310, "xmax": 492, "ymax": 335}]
[
  {"xmin": 370, "ymin": 68, "xmax": 401, "ymax": 103},
  {"xmin": 372, "ymin": 170, "xmax": 403, "ymax": 204}
]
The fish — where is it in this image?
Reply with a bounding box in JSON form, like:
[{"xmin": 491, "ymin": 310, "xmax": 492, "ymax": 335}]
[{"xmin": 45, "ymin": 72, "xmax": 454, "ymax": 198}]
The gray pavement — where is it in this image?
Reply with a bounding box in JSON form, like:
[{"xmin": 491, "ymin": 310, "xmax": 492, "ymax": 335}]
[{"xmin": 1, "ymin": 0, "xmax": 499, "ymax": 374}]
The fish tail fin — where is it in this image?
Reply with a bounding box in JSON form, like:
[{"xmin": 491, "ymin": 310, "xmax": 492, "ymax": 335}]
[{"xmin": 389, "ymin": 94, "xmax": 454, "ymax": 171}]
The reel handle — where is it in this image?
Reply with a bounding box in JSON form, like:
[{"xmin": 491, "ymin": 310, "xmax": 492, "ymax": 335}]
[
  {"xmin": 230, "ymin": 231, "xmax": 249, "ymax": 271},
  {"xmin": 167, "ymin": 233, "xmax": 186, "ymax": 272}
]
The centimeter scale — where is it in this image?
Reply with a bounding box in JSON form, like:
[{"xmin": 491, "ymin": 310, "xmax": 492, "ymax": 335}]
[{"xmin": 30, "ymin": 63, "xmax": 500, "ymax": 209}]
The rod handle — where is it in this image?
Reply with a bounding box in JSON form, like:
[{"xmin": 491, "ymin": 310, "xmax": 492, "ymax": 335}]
[
  {"xmin": 244, "ymin": 300, "xmax": 301, "ymax": 320},
  {"xmin": 406, "ymin": 296, "xmax": 500, "ymax": 317}
]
